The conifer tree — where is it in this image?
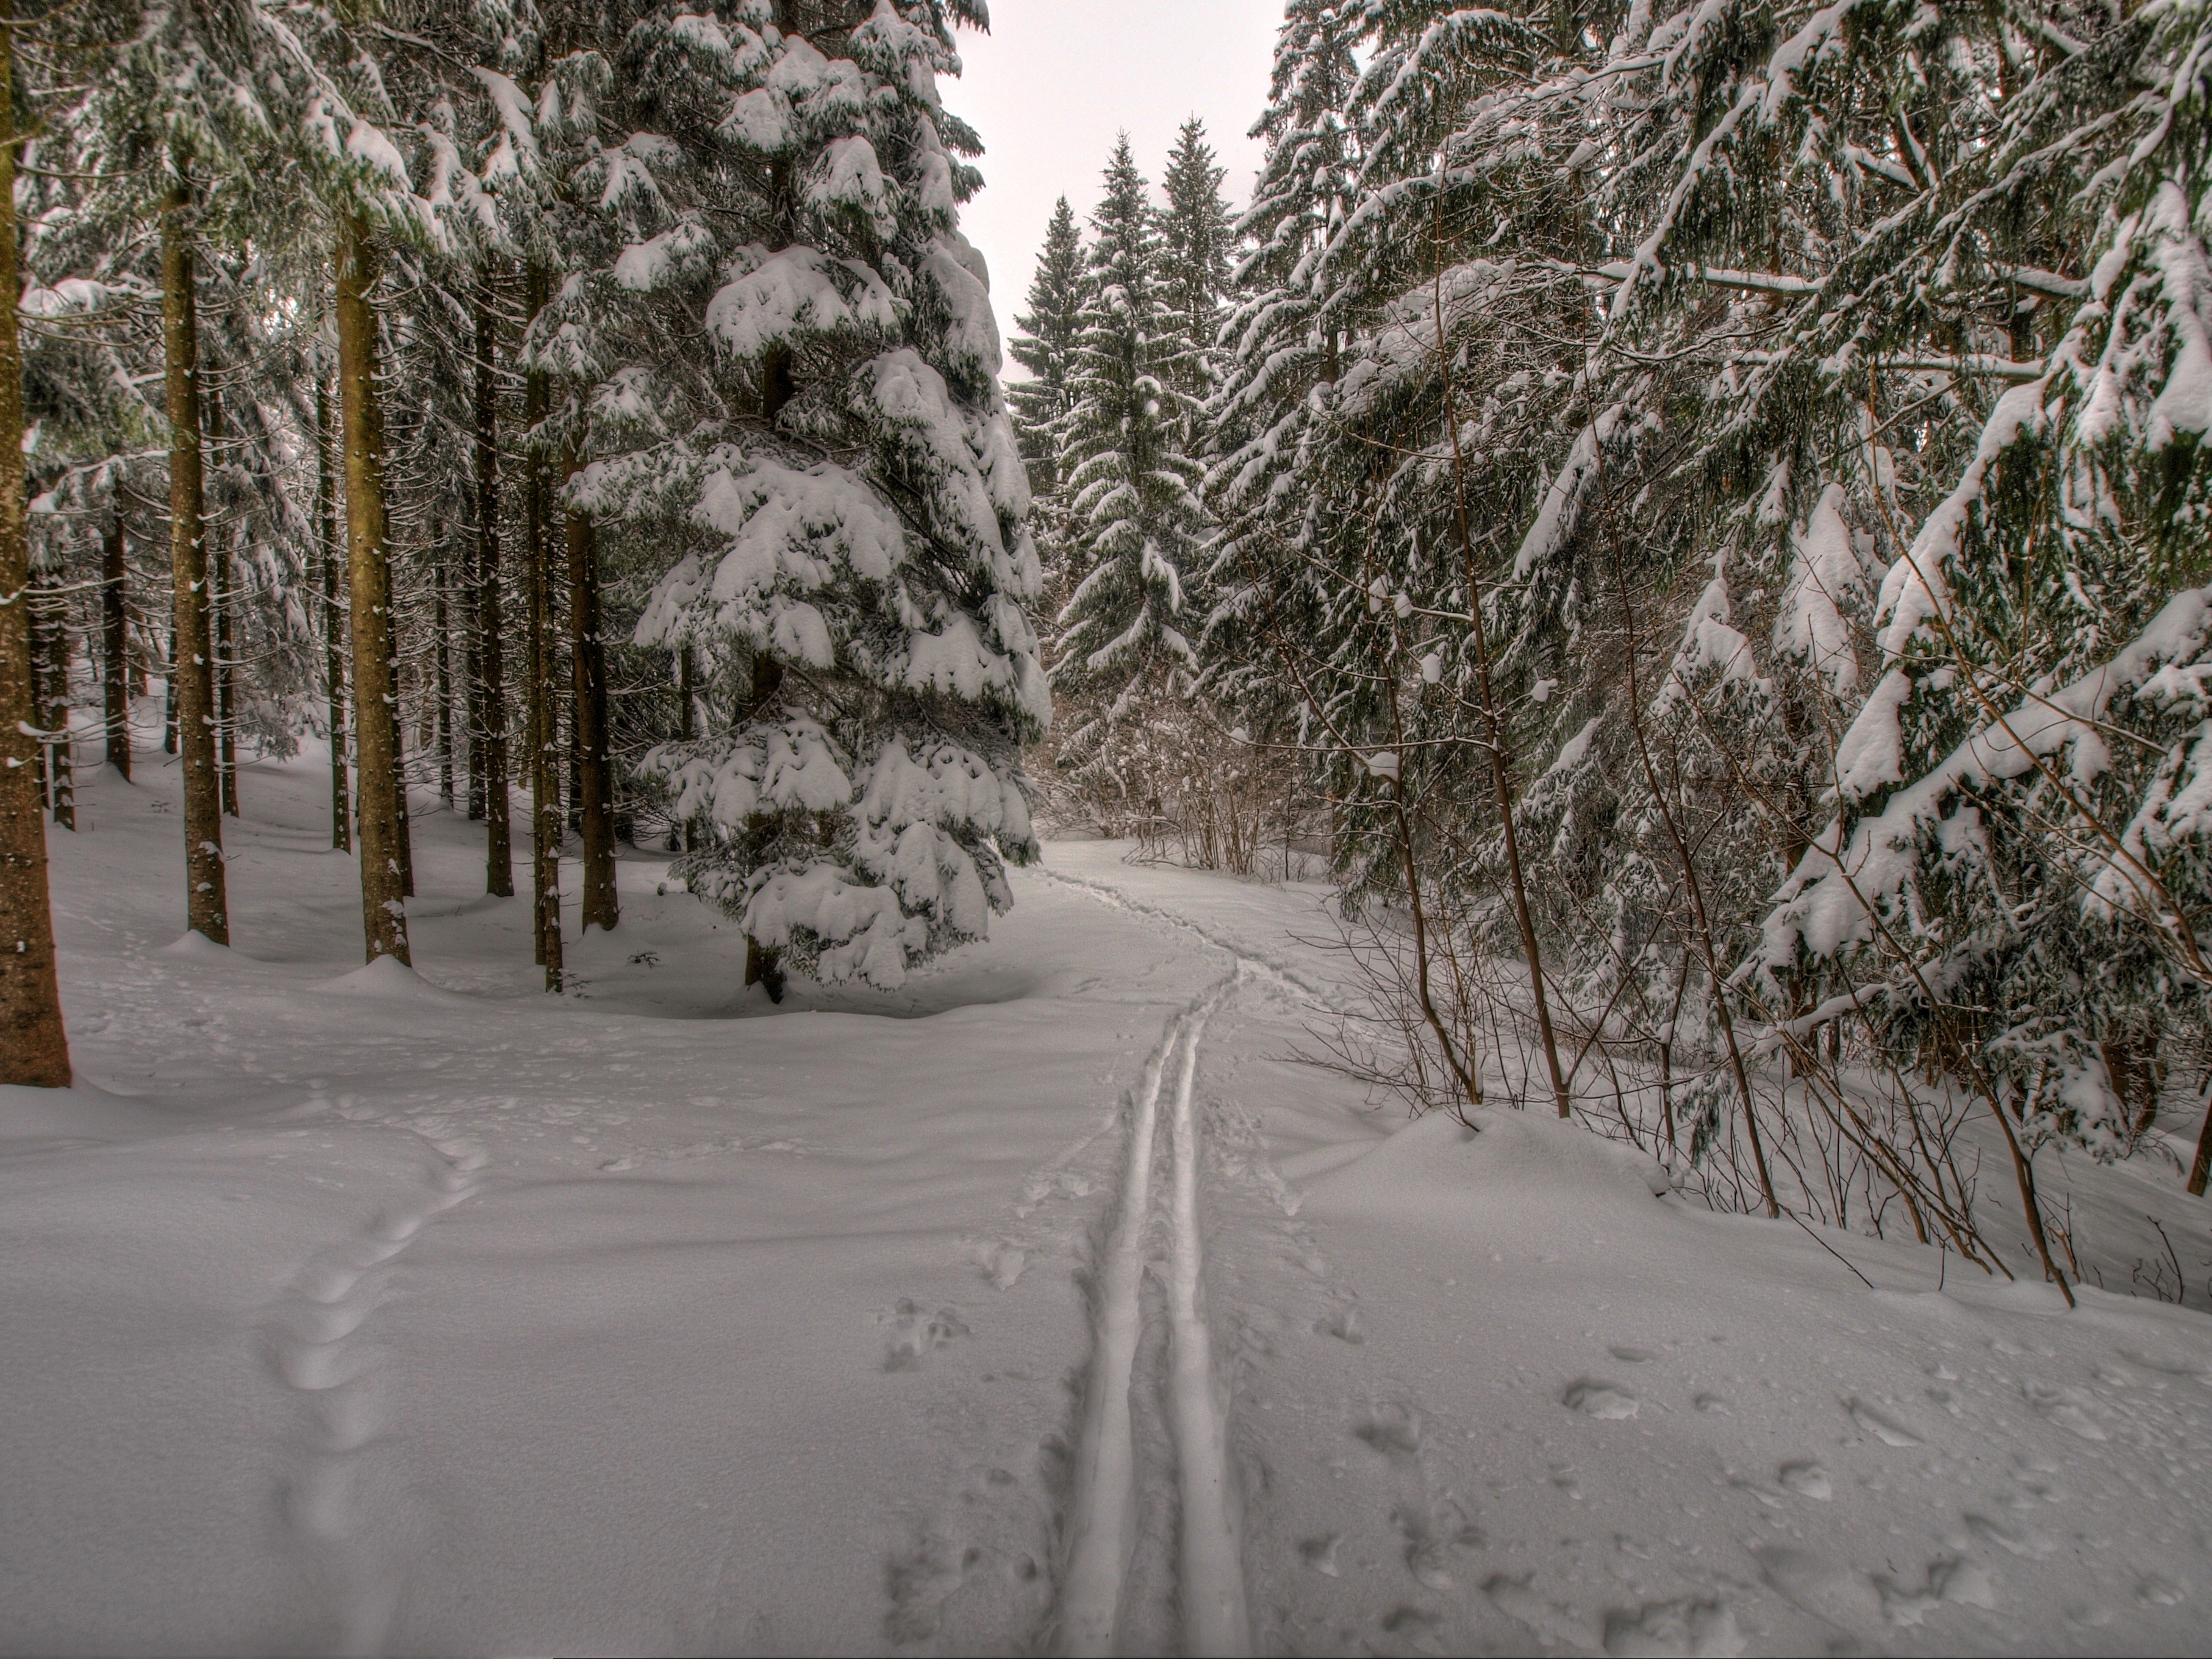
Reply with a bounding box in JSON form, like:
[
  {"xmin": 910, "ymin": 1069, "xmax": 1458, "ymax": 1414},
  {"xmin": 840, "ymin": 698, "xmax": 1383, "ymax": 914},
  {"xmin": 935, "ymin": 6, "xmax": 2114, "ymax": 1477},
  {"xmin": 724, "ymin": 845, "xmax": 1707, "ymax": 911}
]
[
  {"xmin": 624, "ymin": 0, "xmax": 1047, "ymax": 994},
  {"xmin": 1052, "ymin": 136, "xmax": 1206, "ymax": 795},
  {"xmin": 1156, "ymin": 118, "xmax": 1234, "ymax": 417},
  {"xmin": 1008, "ymin": 196, "xmax": 1086, "ymax": 497}
]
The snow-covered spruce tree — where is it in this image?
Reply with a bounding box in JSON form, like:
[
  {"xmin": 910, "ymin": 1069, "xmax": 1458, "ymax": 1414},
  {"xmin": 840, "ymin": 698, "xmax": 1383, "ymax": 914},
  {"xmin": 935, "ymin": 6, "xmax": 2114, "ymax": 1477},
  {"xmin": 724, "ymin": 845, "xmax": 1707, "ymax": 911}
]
[
  {"xmin": 1007, "ymin": 194, "xmax": 1086, "ymax": 498},
  {"xmin": 1200, "ymin": 0, "xmax": 1363, "ymax": 768},
  {"xmin": 619, "ymin": 0, "xmax": 1045, "ymax": 995},
  {"xmin": 1744, "ymin": 2, "xmax": 2212, "ymax": 1208},
  {"xmin": 1156, "ymin": 118, "xmax": 1234, "ymax": 424},
  {"xmin": 1050, "ymin": 135, "xmax": 1208, "ymax": 825}
]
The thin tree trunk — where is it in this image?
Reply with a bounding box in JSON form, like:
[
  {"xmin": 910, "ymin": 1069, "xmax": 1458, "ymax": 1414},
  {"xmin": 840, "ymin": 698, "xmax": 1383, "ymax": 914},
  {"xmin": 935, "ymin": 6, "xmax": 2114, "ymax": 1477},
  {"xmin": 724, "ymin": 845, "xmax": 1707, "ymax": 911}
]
[
  {"xmin": 2188, "ymin": 1086, "xmax": 2212, "ymax": 1197},
  {"xmin": 162, "ymin": 173, "xmax": 226, "ymax": 943},
  {"xmin": 316, "ymin": 371, "xmax": 349, "ymax": 852},
  {"xmin": 435, "ymin": 528, "xmax": 454, "ymax": 808},
  {"xmin": 103, "ymin": 519, "xmax": 129, "ymax": 779},
  {"xmin": 335, "ymin": 212, "xmax": 410, "ymax": 965},
  {"xmin": 676, "ymin": 641, "xmax": 695, "ymax": 851},
  {"xmin": 202, "ymin": 383, "xmax": 236, "ymax": 818},
  {"xmin": 474, "ymin": 292, "xmax": 512, "ymax": 895},
  {"xmin": 742, "ymin": 652, "xmax": 784, "ymax": 998},
  {"xmin": 214, "ymin": 545, "xmax": 237, "ymax": 816},
  {"xmin": 1608, "ymin": 541, "xmax": 1781, "ymax": 1217},
  {"xmin": 163, "ymin": 622, "xmax": 177, "ymax": 754},
  {"xmin": 567, "ymin": 449, "xmax": 617, "ymax": 933},
  {"xmin": 465, "ymin": 510, "xmax": 483, "ymax": 822},
  {"xmin": 525, "ymin": 265, "xmax": 561, "ymax": 988},
  {"xmin": 29, "ymin": 551, "xmax": 71, "ymax": 829},
  {"xmin": 0, "ymin": 1, "xmax": 69, "ymax": 1085},
  {"xmin": 382, "ymin": 547, "xmax": 413, "ymax": 897},
  {"xmin": 1427, "ymin": 196, "xmax": 1570, "ymax": 1118}
]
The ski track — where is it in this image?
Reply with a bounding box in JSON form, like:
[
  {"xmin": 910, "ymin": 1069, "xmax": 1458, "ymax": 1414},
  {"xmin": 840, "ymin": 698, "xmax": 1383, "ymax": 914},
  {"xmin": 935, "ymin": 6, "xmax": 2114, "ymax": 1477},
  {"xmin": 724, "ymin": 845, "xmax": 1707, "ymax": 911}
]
[
  {"xmin": 264, "ymin": 1099, "xmax": 487, "ymax": 1657},
  {"xmin": 1059, "ymin": 975, "xmax": 1250, "ymax": 1658},
  {"xmin": 1031, "ymin": 866, "xmax": 1336, "ymax": 1011}
]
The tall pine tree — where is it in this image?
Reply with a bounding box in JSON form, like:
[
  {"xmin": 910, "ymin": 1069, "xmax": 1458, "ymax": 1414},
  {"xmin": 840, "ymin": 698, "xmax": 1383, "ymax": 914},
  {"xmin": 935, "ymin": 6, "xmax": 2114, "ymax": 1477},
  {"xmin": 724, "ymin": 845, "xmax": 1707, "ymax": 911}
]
[
  {"xmin": 1007, "ymin": 196, "xmax": 1086, "ymax": 498},
  {"xmin": 1156, "ymin": 117, "xmax": 1234, "ymax": 421},
  {"xmin": 1051, "ymin": 136, "xmax": 1206, "ymax": 799}
]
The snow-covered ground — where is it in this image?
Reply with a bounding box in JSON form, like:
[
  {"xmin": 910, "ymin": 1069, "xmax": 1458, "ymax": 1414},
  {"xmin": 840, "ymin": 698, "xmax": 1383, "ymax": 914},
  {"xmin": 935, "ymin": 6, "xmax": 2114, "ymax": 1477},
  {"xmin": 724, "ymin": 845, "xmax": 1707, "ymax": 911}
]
[{"xmin": 5, "ymin": 747, "xmax": 2212, "ymax": 1656}]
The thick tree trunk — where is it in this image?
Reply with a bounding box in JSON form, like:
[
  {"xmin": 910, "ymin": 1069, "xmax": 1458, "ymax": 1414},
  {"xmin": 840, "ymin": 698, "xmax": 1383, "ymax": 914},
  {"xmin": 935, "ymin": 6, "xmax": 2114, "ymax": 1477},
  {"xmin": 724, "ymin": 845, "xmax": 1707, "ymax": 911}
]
[
  {"xmin": 566, "ymin": 451, "xmax": 617, "ymax": 933},
  {"xmin": 0, "ymin": 4, "xmax": 70, "ymax": 1085},
  {"xmin": 335, "ymin": 213, "xmax": 410, "ymax": 965},
  {"xmin": 103, "ymin": 519, "xmax": 129, "ymax": 779},
  {"xmin": 316, "ymin": 371, "xmax": 349, "ymax": 852},
  {"xmin": 524, "ymin": 265, "xmax": 561, "ymax": 988},
  {"xmin": 474, "ymin": 293, "xmax": 512, "ymax": 894},
  {"xmin": 162, "ymin": 175, "xmax": 226, "ymax": 943}
]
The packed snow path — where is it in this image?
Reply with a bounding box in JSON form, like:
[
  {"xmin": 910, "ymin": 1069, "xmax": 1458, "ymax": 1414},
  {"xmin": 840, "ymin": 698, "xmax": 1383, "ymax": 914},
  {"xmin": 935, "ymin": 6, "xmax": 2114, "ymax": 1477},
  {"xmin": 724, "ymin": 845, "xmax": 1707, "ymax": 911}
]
[{"xmin": 7, "ymin": 751, "xmax": 2212, "ymax": 1657}]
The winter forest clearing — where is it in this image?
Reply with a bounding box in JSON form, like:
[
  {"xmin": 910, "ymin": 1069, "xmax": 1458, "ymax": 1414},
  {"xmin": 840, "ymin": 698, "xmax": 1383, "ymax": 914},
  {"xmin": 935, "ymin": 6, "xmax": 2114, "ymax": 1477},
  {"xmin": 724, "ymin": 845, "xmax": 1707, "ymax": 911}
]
[{"xmin": 5, "ymin": 0, "xmax": 2212, "ymax": 1655}]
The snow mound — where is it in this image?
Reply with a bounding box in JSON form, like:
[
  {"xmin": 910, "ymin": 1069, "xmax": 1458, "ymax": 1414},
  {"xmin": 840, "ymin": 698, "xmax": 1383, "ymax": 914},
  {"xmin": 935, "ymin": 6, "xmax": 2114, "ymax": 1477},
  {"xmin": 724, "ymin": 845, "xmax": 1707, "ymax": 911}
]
[
  {"xmin": 159, "ymin": 930, "xmax": 237, "ymax": 960},
  {"xmin": 314, "ymin": 955, "xmax": 478, "ymax": 1008},
  {"xmin": 1301, "ymin": 1105, "xmax": 1667, "ymax": 1226},
  {"xmin": 0, "ymin": 1082, "xmax": 188, "ymax": 1145}
]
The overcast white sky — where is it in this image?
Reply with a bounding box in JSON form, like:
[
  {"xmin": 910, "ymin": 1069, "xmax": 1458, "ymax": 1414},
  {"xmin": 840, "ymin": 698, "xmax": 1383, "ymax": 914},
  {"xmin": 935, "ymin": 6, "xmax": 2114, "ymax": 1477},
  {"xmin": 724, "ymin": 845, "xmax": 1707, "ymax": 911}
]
[{"xmin": 948, "ymin": 0, "xmax": 1285, "ymax": 360}]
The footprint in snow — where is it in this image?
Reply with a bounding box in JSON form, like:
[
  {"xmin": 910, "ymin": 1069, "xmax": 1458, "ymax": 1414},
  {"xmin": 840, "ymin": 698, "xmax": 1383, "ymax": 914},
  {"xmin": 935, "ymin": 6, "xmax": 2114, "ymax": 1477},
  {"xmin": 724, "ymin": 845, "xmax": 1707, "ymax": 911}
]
[
  {"xmin": 1844, "ymin": 1396, "xmax": 1922, "ymax": 1446},
  {"xmin": 1351, "ymin": 1402, "xmax": 1423, "ymax": 1461},
  {"xmin": 1778, "ymin": 1462, "xmax": 1833, "ymax": 1500},
  {"xmin": 881, "ymin": 1301, "xmax": 971, "ymax": 1372},
  {"xmin": 1601, "ymin": 1596, "xmax": 1746, "ymax": 1658},
  {"xmin": 1314, "ymin": 1305, "xmax": 1363, "ymax": 1344},
  {"xmin": 1608, "ymin": 1344, "xmax": 1657, "ymax": 1363},
  {"xmin": 1564, "ymin": 1379, "xmax": 1639, "ymax": 1419},
  {"xmin": 1298, "ymin": 1533, "xmax": 1342, "ymax": 1577}
]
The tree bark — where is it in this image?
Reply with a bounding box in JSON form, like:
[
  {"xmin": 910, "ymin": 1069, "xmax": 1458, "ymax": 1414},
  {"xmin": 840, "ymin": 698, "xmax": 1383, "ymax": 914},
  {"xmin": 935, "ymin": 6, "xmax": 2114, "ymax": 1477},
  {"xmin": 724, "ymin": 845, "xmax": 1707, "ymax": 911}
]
[
  {"xmin": 567, "ymin": 449, "xmax": 617, "ymax": 933},
  {"xmin": 435, "ymin": 529, "xmax": 455, "ymax": 807},
  {"xmin": 2188, "ymin": 1088, "xmax": 2212, "ymax": 1197},
  {"xmin": 103, "ymin": 519, "xmax": 129, "ymax": 779},
  {"xmin": 385, "ymin": 543, "xmax": 413, "ymax": 898},
  {"xmin": 0, "ymin": 1, "xmax": 70, "ymax": 1085},
  {"xmin": 162, "ymin": 621, "xmax": 177, "ymax": 754},
  {"xmin": 335, "ymin": 212, "xmax": 410, "ymax": 965},
  {"xmin": 162, "ymin": 173, "xmax": 226, "ymax": 943},
  {"xmin": 742, "ymin": 652, "xmax": 784, "ymax": 998},
  {"xmin": 316, "ymin": 371, "xmax": 349, "ymax": 852},
  {"xmin": 214, "ymin": 546, "xmax": 237, "ymax": 816},
  {"xmin": 524, "ymin": 264, "xmax": 561, "ymax": 988},
  {"xmin": 474, "ymin": 292, "xmax": 512, "ymax": 894},
  {"xmin": 29, "ymin": 548, "xmax": 71, "ymax": 829},
  {"xmin": 202, "ymin": 384, "xmax": 236, "ymax": 818},
  {"xmin": 676, "ymin": 641, "xmax": 695, "ymax": 851}
]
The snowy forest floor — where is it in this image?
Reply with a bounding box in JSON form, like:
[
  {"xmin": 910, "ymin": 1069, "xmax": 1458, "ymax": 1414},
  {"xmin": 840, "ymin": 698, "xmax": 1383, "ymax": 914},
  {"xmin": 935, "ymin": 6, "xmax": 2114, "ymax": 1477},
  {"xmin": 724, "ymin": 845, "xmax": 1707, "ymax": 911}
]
[{"xmin": 5, "ymin": 747, "xmax": 2212, "ymax": 1657}]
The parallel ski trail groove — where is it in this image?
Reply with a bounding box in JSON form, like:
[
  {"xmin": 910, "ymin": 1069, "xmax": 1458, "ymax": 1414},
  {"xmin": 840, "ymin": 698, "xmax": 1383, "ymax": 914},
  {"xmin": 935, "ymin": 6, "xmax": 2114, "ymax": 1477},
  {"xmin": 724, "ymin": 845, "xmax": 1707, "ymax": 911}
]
[
  {"xmin": 1058, "ymin": 972, "xmax": 1250, "ymax": 1658},
  {"xmin": 1061, "ymin": 1013, "xmax": 1177, "ymax": 1657},
  {"xmin": 1167, "ymin": 997, "xmax": 1251, "ymax": 1657}
]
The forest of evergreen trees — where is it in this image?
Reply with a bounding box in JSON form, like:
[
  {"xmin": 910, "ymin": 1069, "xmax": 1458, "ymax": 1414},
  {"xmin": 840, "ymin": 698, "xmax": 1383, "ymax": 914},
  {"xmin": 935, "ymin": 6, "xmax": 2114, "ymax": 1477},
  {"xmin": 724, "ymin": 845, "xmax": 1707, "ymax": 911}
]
[
  {"xmin": 1008, "ymin": 1, "xmax": 2212, "ymax": 1275},
  {"xmin": 3, "ymin": 0, "xmax": 2212, "ymax": 1282}
]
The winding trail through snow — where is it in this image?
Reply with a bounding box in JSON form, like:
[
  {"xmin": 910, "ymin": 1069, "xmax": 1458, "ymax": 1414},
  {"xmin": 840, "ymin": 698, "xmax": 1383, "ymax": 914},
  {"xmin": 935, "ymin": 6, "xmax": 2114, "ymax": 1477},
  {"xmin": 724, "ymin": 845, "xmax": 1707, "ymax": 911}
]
[{"xmin": 266, "ymin": 1111, "xmax": 487, "ymax": 1655}]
